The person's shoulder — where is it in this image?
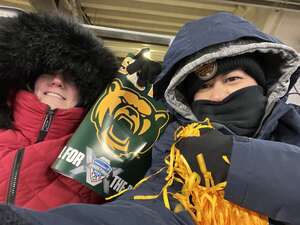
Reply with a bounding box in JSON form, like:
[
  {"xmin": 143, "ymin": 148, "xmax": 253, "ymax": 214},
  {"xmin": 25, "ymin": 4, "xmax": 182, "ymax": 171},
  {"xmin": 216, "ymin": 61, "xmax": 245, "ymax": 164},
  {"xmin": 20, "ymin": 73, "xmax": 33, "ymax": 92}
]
[
  {"xmin": 152, "ymin": 121, "xmax": 180, "ymax": 153},
  {"xmin": 289, "ymin": 103, "xmax": 300, "ymax": 112},
  {"xmin": 284, "ymin": 102, "xmax": 300, "ymax": 115},
  {"xmin": 160, "ymin": 121, "xmax": 181, "ymax": 140},
  {"xmin": 273, "ymin": 99, "xmax": 300, "ymax": 115}
]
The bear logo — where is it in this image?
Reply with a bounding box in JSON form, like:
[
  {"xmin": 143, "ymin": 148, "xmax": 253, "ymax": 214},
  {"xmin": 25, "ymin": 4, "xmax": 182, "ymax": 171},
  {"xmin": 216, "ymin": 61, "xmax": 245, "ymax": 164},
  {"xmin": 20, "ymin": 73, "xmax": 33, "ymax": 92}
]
[{"xmin": 91, "ymin": 79, "xmax": 169, "ymax": 160}]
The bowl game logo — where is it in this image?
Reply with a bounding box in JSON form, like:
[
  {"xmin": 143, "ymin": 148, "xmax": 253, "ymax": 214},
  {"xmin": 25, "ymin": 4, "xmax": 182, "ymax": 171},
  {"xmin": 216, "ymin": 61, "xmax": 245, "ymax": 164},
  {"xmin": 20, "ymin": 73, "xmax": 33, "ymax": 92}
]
[
  {"xmin": 89, "ymin": 157, "xmax": 112, "ymax": 183},
  {"xmin": 91, "ymin": 79, "xmax": 169, "ymax": 160}
]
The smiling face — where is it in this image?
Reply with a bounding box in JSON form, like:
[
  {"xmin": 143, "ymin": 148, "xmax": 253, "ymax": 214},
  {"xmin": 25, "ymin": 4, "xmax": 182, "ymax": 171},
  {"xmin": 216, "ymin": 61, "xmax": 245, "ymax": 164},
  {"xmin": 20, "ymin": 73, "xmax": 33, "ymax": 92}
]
[
  {"xmin": 34, "ymin": 73, "xmax": 80, "ymax": 109},
  {"xmin": 193, "ymin": 69, "xmax": 258, "ymax": 102}
]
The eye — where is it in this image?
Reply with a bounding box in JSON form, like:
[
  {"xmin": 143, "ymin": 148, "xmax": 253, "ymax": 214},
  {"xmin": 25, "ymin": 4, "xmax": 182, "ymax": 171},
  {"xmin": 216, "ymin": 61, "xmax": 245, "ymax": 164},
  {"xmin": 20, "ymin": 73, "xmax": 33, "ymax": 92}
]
[
  {"xmin": 63, "ymin": 74, "xmax": 77, "ymax": 85},
  {"xmin": 199, "ymin": 82, "xmax": 213, "ymax": 90},
  {"xmin": 225, "ymin": 76, "xmax": 242, "ymax": 83},
  {"xmin": 39, "ymin": 74, "xmax": 53, "ymax": 79},
  {"xmin": 65, "ymin": 79, "xmax": 77, "ymax": 87}
]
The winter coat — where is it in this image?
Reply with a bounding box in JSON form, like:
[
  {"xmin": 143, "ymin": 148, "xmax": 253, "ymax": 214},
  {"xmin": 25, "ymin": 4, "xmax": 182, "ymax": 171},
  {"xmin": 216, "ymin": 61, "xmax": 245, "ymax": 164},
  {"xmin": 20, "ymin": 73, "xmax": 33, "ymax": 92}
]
[
  {"xmin": 149, "ymin": 12, "xmax": 300, "ymax": 225},
  {"xmin": 0, "ymin": 90, "xmax": 103, "ymax": 210},
  {"xmin": 3, "ymin": 12, "xmax": 300, "ymax": 225}
]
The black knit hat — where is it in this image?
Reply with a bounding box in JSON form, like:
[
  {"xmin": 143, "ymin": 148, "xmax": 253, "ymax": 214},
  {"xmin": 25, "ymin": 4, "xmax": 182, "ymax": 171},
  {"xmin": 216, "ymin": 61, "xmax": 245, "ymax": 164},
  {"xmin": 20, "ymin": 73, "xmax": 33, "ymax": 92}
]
[
  {"xmin": 183, "ymin": 55, "xmax": 265, "ymax": 102},
  {"xmin": 0, "ymin": 12, "xmax": 119, "ymax": 128}
]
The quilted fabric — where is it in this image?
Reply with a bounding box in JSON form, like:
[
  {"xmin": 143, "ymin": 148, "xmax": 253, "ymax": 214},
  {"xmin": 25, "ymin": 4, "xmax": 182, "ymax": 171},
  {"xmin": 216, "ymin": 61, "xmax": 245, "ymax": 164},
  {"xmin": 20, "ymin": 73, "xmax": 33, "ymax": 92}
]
[{"xmin": 0, "ymin": 90, "xmax": 103, "ymax": 210}]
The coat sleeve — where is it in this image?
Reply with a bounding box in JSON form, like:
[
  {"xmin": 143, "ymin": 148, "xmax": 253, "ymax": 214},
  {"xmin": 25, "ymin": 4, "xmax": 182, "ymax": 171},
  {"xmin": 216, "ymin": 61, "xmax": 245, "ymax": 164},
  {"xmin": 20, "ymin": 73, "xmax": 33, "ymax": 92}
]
[
  {"xmin": 224, "ymin": 136, "xmax": 300, "ymax": 225},
  {"xmin": 1, "ymin": 200, "xmax": 193, "ymax": 225},
  {"xmin": 0, "ymin": 122, "xmax": 194, "ymax": 225}
]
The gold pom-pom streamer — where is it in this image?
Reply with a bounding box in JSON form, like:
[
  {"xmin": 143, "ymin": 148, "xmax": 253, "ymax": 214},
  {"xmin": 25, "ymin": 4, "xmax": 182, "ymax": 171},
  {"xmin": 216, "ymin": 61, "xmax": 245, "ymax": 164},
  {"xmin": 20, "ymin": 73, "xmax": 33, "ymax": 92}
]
[{"xmin": 134, "ymin": 119, "xmax": 268, "ymax": 225}]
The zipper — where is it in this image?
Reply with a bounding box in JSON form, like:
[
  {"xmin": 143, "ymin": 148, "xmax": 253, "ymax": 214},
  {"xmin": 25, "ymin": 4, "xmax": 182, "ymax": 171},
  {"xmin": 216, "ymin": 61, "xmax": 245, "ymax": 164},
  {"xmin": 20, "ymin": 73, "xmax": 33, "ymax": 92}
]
[
  {"xmin": 36, "ymin": 107, "xmax": 56, "ymax": 143},
  {"xmin": 6, "ymin": 148, "xmax": 24, "ymax": 204},
  {"xmin": 6, "ymin": 108, "xmax": 56, "ymax": 204}
]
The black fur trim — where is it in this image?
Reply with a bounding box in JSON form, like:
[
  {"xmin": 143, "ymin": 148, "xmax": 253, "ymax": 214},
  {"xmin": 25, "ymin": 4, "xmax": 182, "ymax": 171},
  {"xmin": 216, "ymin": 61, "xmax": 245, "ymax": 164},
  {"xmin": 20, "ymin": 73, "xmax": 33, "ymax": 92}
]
[{"xmin": 0, "ymin": 105, "xmax": 13, "ymax": 129}]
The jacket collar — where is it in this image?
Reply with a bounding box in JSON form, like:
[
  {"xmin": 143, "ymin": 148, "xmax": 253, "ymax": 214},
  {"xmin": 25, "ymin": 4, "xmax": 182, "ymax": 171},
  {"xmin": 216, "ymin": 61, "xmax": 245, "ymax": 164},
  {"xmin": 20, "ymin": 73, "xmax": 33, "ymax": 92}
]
[
  {"xmin": 12, "ymin": 90, "xmax": 86, "ymax": 143},
  {"xmin": 256, "ymin": 100, "xmax": 300, "ymax": 147}
]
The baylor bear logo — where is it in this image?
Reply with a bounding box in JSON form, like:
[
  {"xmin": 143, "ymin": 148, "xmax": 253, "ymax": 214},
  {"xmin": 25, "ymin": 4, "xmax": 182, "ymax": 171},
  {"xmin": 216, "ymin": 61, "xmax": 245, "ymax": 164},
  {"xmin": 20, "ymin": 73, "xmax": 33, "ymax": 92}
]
[{"xmin": 91, "ymin": 79, "xmax": 169, "ymax": 160}]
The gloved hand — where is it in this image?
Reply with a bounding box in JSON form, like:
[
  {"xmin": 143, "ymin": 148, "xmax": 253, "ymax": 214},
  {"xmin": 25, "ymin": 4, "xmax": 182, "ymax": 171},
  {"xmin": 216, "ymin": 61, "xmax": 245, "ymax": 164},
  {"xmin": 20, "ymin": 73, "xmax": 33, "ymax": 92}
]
[
  {"xmin": 127, "ymin": 49, "xmax": 161, "ymax": 87},
  {"xmin": 175, "ymin": 129, "xmax": 232, "ymax": 185}
]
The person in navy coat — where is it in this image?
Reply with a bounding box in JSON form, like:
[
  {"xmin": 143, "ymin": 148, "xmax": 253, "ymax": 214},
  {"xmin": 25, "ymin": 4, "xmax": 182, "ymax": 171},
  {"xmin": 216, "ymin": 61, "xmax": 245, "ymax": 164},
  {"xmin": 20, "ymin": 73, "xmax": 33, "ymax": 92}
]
[{"xmin": 1, "ymin": 12, "xmax": 300, "ymax": 225}]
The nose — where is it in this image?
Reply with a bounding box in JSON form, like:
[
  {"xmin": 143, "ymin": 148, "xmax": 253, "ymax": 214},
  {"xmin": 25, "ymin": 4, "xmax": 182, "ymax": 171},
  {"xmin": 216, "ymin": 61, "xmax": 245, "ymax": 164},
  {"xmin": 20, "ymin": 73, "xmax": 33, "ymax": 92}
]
[
  {"xmin": 209, "ymin": 82, "xmax": 228, "ymax": 102},
  {"xmin": 50, "ymin": 74, "xmax": 64, "ymax": 88}
]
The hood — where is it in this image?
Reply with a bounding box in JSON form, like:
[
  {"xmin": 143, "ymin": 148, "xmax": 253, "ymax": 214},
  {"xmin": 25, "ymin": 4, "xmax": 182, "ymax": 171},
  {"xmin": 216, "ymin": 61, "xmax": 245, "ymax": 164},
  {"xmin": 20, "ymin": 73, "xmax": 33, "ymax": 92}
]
[
  {"xmin": 154, "ymin": 12, "xmax": 300, "ymax": 122},
  {"xmin": 0, "ymin": 12, "xmax": 119, "ymax": 129}
]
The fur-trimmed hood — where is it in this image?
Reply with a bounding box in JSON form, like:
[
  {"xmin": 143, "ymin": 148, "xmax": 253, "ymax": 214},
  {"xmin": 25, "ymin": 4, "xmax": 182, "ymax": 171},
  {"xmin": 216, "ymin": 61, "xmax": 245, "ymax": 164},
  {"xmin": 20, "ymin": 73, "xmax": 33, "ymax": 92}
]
[
  {"xmin": 0, "ymin": 12, "xmax": 119, "ymax": 128},
  {"xmin": 154, "ymin": 13, "xmax": 300, "ymax": 123}
]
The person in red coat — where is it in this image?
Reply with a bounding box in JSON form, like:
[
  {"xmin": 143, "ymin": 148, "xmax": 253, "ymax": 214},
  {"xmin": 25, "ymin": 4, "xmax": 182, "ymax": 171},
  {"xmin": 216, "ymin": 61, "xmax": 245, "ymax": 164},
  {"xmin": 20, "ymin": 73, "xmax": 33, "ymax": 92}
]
[{"xmin": 0, "ymin": 12, "xmax": 118, "ymax": 210}]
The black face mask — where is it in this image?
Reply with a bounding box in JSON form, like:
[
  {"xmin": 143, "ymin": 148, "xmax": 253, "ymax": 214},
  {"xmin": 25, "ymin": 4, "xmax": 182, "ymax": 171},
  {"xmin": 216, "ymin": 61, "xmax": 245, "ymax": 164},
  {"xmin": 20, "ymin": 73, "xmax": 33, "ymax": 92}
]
[{"xmin": 191, "ymin": 86, "xmax": 267, "ymax": 137}]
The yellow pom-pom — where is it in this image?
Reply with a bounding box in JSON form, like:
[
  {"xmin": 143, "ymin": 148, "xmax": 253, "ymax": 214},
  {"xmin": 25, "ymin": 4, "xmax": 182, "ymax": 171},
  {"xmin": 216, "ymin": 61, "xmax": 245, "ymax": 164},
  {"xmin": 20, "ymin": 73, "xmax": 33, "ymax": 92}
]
[{"xmin": 134, "ymin": 120, "xmax": 268, "ymax": 225}]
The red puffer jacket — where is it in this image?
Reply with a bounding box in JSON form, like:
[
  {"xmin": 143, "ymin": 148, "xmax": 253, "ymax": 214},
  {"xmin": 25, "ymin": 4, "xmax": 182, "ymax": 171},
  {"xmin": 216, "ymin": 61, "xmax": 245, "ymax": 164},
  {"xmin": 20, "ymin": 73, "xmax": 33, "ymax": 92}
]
[{"xmin": 0, "ymin": 90, "xmax": 103, "ymax": 210}]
